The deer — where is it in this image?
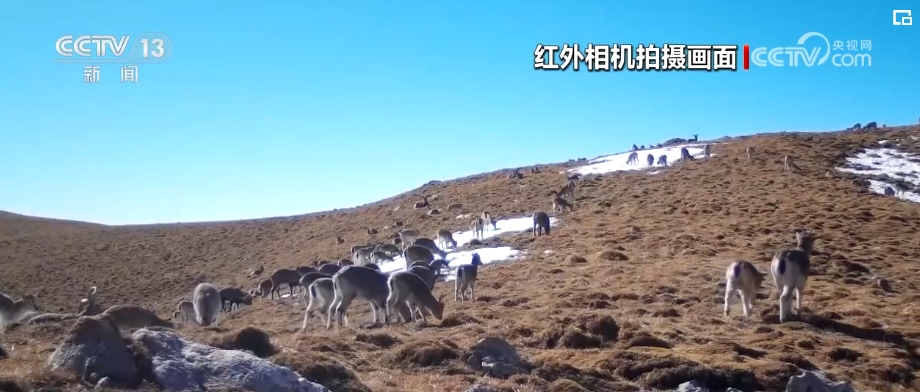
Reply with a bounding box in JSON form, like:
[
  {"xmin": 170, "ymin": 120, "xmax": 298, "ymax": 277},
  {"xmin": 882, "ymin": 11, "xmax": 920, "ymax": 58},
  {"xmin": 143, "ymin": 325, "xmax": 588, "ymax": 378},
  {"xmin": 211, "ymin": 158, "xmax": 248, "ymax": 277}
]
[
  {"xmin": 626, "ymin": 151, "xmax": 639, "ymax": 165},
  {"xmin": 552, "ymin": 196, "xmax": 573, "ymax": 213},
  {"xmin": 783, "ymin": 155, "xmax": 801, "ymax": 172},
  {"xmin": 771, "ymin": 229, "xmax": 818, "ymax": 323},
  {"xmin": 724, "ymin": 261, "xmax": 767, "ymax": 317},
  {"xmin": 532, "ymin": 211, "xmax": 551, "ymax": 236}
]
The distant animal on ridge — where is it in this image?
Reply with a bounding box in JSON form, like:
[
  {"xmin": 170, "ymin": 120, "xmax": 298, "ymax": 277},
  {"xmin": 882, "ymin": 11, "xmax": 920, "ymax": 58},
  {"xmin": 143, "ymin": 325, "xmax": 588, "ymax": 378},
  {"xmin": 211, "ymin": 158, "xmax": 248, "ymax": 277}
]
[
  {"xmin": 626, "ymin": 151, "xmax": 639, "ymax": 165},
  {"xmin": 864, "ymin": 121, "xmax": 878, "ymax": 130}
]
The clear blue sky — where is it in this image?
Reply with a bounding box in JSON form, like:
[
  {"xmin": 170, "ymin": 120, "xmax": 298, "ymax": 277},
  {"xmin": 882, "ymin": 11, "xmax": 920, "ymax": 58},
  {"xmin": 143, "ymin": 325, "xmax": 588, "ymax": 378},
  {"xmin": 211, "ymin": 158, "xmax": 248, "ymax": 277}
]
[{"xmin": 1, "ymin": 1, "xmax": 917, "ymax": 225}]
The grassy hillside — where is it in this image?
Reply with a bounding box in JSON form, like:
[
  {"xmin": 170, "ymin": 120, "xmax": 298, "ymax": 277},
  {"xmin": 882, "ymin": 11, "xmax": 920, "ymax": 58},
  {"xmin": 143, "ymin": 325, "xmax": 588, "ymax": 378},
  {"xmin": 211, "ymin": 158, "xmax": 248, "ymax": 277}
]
[{"xmin": 1, "ymin": 127, "xmax": 919, "ymax": 391}]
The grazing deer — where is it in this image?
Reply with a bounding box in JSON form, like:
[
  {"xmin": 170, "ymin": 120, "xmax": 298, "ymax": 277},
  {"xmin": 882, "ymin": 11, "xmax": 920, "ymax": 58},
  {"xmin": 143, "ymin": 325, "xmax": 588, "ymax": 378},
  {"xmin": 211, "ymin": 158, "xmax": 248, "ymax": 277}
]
[
  {"xmin": 680, "ymin": 147, "xmax": 693, "ymax": 162},
  {"xmin": 552, "ymin": 196, "xmax": 573, "ymax": 213},
  {"xmin": 864, "ymin": 121, "xmax": 878, "ymax": 130},
  {"xmin": 507, "ymin": 168, "xmax": 523, "ymax": 179},
  {"xmin": 626, "ymin": 151, "xmax": 639, "ymax": 165},
  {"xmin": 647, "ymin": 154, "xmax": 654, "ymax": 167},
  {"xmin": 559, "ymin": 180, "xmax": 576, "ymax": 201},
  {"xmin": 398, "ymin": 229, "xmax": 421, "ymax": 250},
  {"xmin": 657, "ymin": 154, "xmax": 668, "ymax": 167},
  {"xmin": 437, "ymin": 229, "xmax": 457, "ymax": 250}
]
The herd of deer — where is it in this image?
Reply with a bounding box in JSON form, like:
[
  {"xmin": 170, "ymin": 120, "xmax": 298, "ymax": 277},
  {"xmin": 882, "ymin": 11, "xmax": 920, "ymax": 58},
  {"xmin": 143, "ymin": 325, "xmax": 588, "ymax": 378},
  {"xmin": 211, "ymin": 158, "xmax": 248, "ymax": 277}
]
[{"xmin": 0, "ymin": 137, "xmax": 903, "ymax": 339}]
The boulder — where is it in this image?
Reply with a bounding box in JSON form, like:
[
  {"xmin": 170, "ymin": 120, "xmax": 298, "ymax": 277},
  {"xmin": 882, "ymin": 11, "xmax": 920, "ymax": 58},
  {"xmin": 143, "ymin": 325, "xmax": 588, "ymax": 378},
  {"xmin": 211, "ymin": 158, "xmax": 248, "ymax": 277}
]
[
  {"xmin": 132, "ymin": 328, "xmax": 328, "ymax": 392},
  {"xmin": 786, "ymin": 371, "xmax": 856, "ymax": 392},
  {"xmin": 46, "ymin": 314, "xmax": 137, "ymax": 385}
]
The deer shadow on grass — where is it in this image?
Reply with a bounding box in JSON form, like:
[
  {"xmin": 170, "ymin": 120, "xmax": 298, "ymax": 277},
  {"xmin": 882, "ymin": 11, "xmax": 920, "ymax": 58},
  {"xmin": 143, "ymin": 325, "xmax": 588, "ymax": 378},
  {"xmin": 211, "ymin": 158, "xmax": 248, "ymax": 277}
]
[{"xmin": 763, "ymin": 313, "xmax": 908, "ymax": 346}]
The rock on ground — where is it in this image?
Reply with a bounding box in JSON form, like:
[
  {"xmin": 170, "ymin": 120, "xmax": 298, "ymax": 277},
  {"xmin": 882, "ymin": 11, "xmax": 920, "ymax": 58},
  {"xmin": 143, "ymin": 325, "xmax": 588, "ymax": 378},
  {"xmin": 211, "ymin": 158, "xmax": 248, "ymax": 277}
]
[
  {"xmin": 46, "ymin": 314, "xmax": 137, "ymax": 385},
  {"xmin": 786, "ymin": 371, "xmax": 856, "ymax": 392},
  {"xmin": 464, "ymin": 336, "xmax": 528, "ymax": 378},
  {"xmin": 132, "ymin": 328, "xmax": 329, "ymax": 392}
]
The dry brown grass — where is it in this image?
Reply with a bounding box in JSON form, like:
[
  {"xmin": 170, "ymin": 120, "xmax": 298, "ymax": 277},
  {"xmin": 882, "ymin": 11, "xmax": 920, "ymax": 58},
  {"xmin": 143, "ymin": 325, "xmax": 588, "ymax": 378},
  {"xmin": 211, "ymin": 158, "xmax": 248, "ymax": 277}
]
[{"xmin": 2, "ymin": 127, "xmax": 920, "ymax": 391}]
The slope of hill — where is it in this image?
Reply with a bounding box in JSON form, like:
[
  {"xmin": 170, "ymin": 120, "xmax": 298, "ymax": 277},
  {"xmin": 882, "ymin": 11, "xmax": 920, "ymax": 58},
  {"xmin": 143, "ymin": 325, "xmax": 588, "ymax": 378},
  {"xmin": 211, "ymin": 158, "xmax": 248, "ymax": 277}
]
[{"xmin": 2, "ymin": 126, "xmax": 920, "ymax": 391}]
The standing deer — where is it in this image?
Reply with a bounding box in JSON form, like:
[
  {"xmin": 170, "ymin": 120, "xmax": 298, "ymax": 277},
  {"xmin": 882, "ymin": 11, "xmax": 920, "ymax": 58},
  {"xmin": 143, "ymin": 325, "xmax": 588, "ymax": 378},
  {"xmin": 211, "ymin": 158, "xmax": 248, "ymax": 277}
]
[{"xmin": 626, "ymin": 151, "xmax": 639, "ymax": 165}]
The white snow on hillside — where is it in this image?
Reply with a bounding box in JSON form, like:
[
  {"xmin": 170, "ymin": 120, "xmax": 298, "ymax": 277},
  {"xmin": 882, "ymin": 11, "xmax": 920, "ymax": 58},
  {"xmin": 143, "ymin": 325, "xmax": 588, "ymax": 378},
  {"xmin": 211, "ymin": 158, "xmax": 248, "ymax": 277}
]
[
  {"xmin": 836, "ymin": 148, "xmax": 920, "ymax": 203},
  {"xmin": 378, "ymin": 215, "xmax": 557, "ymax": 281},
  {"xmin": 567, "ymin": 144, "xmax": 712, "ymax": 176}
]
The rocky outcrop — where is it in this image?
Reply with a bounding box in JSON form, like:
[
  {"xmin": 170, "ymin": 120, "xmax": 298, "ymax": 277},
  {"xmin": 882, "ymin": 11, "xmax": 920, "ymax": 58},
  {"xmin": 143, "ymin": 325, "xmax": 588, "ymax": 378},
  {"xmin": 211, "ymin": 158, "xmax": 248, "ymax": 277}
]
[{"xmin": 132, "ymin": 328, "xmax": 328, "ymax": 392}]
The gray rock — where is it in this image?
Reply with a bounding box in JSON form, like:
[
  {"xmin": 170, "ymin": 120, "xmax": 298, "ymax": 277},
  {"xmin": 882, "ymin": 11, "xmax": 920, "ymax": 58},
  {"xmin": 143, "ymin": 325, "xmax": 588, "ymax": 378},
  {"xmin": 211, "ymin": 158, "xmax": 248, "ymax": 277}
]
[
  {"xmin": 46, "ymin": 314, "xmax": 137, "ymax": 385},
  {"xmin": 464, "ymin": 384, "xmax": 503, "ymax": 392},
  {"xmin": 132, "ymin": 328, "xmax": 328, "ymax": 392},
  {"xmin": 676, "ymin": 380, "xmax": 744, "ymax": 392},
  {"xmin": 481, "ymin": 355, "xmax": 527, "ymax": 378},
  {"xmin": 786, "ymin": 371, "xmax": 856, "ymax": 392},
  {"xmin": 465, "ymin": 337, "xmax": 528, "ymax": 379}
]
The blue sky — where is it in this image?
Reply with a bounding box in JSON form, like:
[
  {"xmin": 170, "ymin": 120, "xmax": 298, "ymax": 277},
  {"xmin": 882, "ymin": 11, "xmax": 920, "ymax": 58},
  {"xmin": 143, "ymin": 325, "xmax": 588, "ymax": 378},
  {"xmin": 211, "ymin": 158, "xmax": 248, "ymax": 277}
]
[{"xmin": 1, "ymin": 1, "xmax": 917, "ymax": 225}]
